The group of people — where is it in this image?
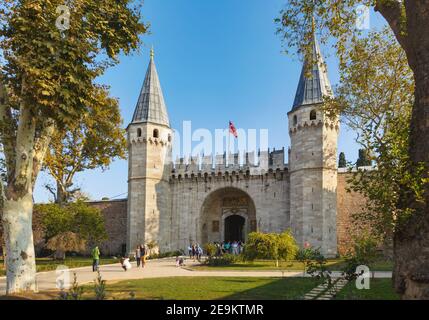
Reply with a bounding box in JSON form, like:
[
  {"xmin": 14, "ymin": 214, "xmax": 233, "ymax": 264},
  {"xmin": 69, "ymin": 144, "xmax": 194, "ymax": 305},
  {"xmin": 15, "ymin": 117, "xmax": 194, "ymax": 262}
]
[
  {"xmin": 90, "ymin": 240, "xmax": 245, "ymax": 273},
  {"xmin": 120, "ymin": 244, "xmax": 149, "ymax": 272},
  {"xmin": 187, "ymin": 244, "xmax": 203, "ymax": 261},
  {"xmin": 91, "ymin": 244, "xmax": 149, "ymax": 273},
  {"xmin": 213, "ymin": 241, "xmax": 244, "ymax": 256}
]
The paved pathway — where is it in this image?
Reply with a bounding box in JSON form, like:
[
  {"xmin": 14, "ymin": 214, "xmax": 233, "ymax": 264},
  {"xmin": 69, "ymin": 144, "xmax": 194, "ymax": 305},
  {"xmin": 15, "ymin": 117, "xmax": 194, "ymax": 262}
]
[
  {"xmin": 303, "ymin": 278, "xmax": 349, "ymax": 300},
  {"xmin": 0, "ymin": 258, "xmax": 392, "ymax": 295}
]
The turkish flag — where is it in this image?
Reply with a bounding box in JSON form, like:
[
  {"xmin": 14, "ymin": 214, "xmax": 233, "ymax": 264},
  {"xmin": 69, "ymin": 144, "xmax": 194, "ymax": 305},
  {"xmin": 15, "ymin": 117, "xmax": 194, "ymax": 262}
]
[{"xmin": 229, "ymin": 121, "xmax": 238, "ymax": 138}]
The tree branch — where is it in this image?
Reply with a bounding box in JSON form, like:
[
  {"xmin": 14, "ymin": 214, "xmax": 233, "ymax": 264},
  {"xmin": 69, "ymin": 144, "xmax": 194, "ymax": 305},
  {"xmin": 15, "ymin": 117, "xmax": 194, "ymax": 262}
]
[
  {"xmin": 375, "ymin": 0, "xmax": 409, "ymax": 51},
  {"xmin": 32, "ymin": 118, "xmax": 56, "ymax": 186}
]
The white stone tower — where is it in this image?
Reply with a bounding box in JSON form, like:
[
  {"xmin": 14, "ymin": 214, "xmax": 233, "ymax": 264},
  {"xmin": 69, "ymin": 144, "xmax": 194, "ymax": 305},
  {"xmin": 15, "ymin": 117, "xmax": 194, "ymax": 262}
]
[
  {"xmin": 288, "ymin": 32, "xmax": 340, "ymax": 257},
  {"xmin": 127, "ymin": 48, "xmax": 173, "ymax": 253}
]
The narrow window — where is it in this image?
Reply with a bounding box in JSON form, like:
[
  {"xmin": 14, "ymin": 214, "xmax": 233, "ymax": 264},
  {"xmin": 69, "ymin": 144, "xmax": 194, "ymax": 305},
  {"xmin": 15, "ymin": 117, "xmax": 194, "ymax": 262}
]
[
  {"xmin": 153, "ymin": 129, "xmax": 159, "ymax": 138},
  {"xmin": 293, "ymin": 115, "xmax": 298, "ymax": 126},
  {"xmin": 168, "ymin": 134, "xmax": 172, "ymax": 142},
  {"xmin": 137, "ymin": 128, "xmax": 142, "ymax": 137},
  {"xmin": 310, "ymin": 110, "xmax": 317, "ymax": 120}
]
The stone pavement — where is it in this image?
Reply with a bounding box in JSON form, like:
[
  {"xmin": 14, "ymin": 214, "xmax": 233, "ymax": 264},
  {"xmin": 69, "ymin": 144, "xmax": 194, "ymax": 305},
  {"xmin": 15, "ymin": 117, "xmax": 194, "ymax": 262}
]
[
  {"xmin": 0, "ymin": 258, "xmax": 392, "ymax": 295},
  {"xmin": 303, "ymin": 278, "xmax": 349, "ymax": 300}
]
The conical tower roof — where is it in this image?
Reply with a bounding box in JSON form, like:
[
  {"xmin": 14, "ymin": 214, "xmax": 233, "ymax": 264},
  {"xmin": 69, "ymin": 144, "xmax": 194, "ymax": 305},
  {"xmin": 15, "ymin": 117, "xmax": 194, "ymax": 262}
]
[
  {"xmin": 132, "ymin": 48, "xmax": 170, "ymax": 127},
  {"xmin": 292, "ymin": 33, "xmax": 333, "ymax": 110}
]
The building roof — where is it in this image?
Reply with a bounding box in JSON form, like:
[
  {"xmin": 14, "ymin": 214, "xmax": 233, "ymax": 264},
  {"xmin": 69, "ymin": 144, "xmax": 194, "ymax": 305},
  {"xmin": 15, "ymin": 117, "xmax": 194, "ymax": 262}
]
[
  {"xmin": 131, "ymin": 48, "xmax": 170, "ymax": 127},
  {"xmin": 292, "ymin": 33, "xmax": 333, "ymax": 110}
]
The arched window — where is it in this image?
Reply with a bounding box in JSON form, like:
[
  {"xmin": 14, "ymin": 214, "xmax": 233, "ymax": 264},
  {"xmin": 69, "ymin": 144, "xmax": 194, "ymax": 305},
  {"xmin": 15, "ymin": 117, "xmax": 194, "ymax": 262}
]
[
  {"xmin": 153, "ymin": 129, "xmax": 159, "ymax": 138},
  {"xmin": 137, "ymin": 128, "xmax": 142, "ymax": 137},
  {"xmin": 168, "ymin": 134, "xmax": 172, "ymax": 142},
  {"xmin": 310, "ymin": 110, "xmax": 317, "ymax": 120},
  {"xmin": 293, "ymin": 115, "xmax": 298, "ymax": 126}
]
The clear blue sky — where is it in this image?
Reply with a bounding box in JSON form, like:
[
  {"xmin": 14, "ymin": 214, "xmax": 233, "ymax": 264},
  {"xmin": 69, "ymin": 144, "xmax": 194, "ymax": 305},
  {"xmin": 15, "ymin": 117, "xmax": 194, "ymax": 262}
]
[{"xmin": 33, "ymin": 0, "xmax": 388, "ymax": 203}]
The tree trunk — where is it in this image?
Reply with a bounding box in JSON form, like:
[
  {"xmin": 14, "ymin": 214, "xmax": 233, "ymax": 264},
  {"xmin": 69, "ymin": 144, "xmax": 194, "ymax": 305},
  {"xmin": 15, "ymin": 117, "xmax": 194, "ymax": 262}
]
[
  {"xmin": 56, "ymin": 181, "xmax": 67, "ymax": 206},
  {"xmin": 1, "ymin": 193, "xmax": 37, "ymax": 294},
  {"xmin": 375, "ymin": 0, "xmax": 429, "ymax": 300},
  {"xmin": 393, "ymin": 60, "xmax": 429, "ymax": 300}
]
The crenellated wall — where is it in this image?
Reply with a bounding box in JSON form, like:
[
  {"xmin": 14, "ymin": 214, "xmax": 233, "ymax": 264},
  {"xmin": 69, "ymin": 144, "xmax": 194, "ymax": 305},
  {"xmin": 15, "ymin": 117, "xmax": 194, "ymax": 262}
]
[
  {"xmin": 171, "ymin": 148, "xmax": 287, "ymax": 177},
  {"xmin": 167, "ymin": 167, "xmax": 290, "ymax": 252}
]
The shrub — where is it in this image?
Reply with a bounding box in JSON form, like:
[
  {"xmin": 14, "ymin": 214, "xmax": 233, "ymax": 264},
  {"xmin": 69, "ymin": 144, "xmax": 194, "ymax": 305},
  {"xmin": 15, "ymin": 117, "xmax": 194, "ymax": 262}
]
[
  {"xmin": 204, "ymin": 243, "xmax": 217, "ymax": 257},
  {"xmin": 243, "ymin": 230, "xmax": 298, "ymax": 267},
  {"xmin": 206, "ymin": 253, "xmax": 236, "ymax": 266},
  {"xmin": 149, "ymin": 250, "xmax": 184, "ymax": 260},
  {"xmin": 342, "ymin": 233, "xmax": 380, "ymax": 280},
  {"xmin": 58, "ymin": 272, "xmax": 83, "ymax": 300},
  {"xmin": 296, "ymin": 247, "xmax": 318, "ymax": 274},
  {"xmin": 94, "ymin": 270, "xmax": 106, "ymax": 300}
]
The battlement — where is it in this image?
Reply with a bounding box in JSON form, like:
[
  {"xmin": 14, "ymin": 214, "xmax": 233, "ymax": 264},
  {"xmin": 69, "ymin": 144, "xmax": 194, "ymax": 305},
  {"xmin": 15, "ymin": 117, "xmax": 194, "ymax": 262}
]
[{"xmin": 171, "ymin": 148, "xmax": 287, "ymax": 178}]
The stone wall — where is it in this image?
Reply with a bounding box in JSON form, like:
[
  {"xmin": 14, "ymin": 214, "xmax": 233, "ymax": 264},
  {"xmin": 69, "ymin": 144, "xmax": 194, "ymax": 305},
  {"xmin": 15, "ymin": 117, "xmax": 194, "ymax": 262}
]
[
  {"xmin": 336, "ymin": 173, "xmax": 367, "ymax": 255},
  {"xmin": 89, "ymin": 199, "xmax": 128, "ymax": 256},
  {"xmin": 169, "ymin": 170, "xmax": 290, "ymax": 252}
]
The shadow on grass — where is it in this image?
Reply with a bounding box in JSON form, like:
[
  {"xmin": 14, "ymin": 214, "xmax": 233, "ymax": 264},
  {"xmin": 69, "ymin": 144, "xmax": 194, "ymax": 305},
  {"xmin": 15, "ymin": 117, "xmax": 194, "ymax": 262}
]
[{"xmin": 217, "ymin": 277, "xmax": 321, "ymax": 300}]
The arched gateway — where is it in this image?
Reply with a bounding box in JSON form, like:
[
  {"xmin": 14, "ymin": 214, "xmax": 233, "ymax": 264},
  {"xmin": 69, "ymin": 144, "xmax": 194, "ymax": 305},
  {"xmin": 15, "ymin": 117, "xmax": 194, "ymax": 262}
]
[{"xmin": 200, "ymin": 187, "xmax": 257, "ymax": 244}]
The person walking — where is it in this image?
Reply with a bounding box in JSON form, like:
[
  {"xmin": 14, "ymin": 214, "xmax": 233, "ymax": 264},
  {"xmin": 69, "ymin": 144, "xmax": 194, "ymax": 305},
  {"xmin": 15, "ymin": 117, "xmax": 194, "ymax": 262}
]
[
  {"xmin": 191, "ymin": 244, "xmax": 196, "ymax": 261},
  {"xmin": 187, "ymin": 244, "xmax": 193, "ymax": 259},
  {"xmin": 140, "ymin": 244, "xmax": 147, "ymax": 268},
  {"xmin": 232, "ymin": 241, "xmax": 238, "ymax": 255},
  {"xmin": 92, "ymin": 246, "xmax": 100, "ymax": 272},
  {"xmin": 196, "ymin": 244, "xmax": 203, "ymax": 261},
  {"xmin": 135, "ymin": 245, "xmax": 141, "ymax": 268}
]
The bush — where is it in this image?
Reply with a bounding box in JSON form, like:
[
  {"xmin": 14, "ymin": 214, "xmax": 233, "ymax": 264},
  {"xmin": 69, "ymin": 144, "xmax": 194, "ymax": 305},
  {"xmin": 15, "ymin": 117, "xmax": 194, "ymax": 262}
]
[
  {"xmin": 206, "ymin": 253, "xmax": 237, "ymax": 266},
  {"xmin": 204, "ymin": 243, "xmax": 217, "ymax": 257},
  {"xmin": 149, "ymin": 250, "xmax": 184, "ymax": 260},
  {"xmin": 296, "ymin": 247, "xmax": 319, "ymax": 274},
  {"xmin": 342, "ymin": 233, "xmax": 380, "ymax": 280},
  {"xmin": 58, "ymin": 272, "xmax": 83, "ymax": 300},
  {"xmin": 243, "ymin": 230, "xmax": 298, "ymax": 267},
  {"xmin": 94, "ymin": 270, "xmax": 106, "ymax": 300}
]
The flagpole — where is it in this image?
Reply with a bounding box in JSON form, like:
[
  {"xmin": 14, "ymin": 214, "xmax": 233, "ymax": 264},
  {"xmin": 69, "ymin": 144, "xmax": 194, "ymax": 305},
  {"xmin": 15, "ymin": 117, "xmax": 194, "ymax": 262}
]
[{"xmin": 227, "ymin": 121, "xmax": 230, "ymax": 167}]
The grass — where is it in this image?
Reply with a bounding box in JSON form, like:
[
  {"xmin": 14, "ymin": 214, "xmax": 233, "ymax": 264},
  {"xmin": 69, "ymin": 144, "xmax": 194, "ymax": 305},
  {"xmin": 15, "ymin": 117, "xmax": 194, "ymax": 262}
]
[
  {"xmin": 79, "ymin": 277, "xmax": 322, "ymax": 300},
  {"xmin": 335, "ymin": 278, "xmax": 399, "ymax": 300},
  {"xmin": 0, "ymin": 256, "xmax": 117, "ymax": 277},
  {"xmin": 190, "ymin": 258, "xmax": 393, "ymax": 272}
]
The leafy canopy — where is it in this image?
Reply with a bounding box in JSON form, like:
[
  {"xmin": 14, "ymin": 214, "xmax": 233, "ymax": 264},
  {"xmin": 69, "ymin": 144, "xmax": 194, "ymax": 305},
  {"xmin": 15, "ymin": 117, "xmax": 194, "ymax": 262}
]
[
  {"xmin": 36, "ymin": 201, "xmax": 107, "ymax": 244},
  {"xmin": 323, "ymin": 28, "xmax": 426, "ymax": 237}
]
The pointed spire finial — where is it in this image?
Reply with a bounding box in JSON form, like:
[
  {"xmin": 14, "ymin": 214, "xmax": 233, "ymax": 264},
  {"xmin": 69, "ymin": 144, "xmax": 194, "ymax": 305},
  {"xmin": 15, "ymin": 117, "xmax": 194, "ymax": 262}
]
[
  {"xmin": 150, "ymin": 46, "xmax": 154, "ymax": 60},
  {"xmin": 131, "ymin": 46, "xmax": 170, "ymax": 126}
]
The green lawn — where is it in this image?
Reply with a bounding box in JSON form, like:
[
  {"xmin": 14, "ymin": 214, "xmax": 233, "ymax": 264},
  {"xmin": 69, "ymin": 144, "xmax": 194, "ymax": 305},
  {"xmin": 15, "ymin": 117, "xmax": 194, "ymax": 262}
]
[
  {"xmin": 190, "ymin": 259, "xmax": 393, "ymax": 272},
  {"xmin": 81, "ymin": 277, "xmax": 322, "ymax": 300},
  {"xmin": 335, "ymin": 278, "xmax": 399, "ymax": 300},
  {"xmin": 0, "ymin": 257, "xmax": 117, "ymax": 277}
]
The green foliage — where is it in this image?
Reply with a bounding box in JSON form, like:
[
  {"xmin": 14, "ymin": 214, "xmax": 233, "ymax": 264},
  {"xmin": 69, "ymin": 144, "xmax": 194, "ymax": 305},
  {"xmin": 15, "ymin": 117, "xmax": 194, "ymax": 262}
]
[
  {"xmin": 204, "ymin": 243, "xmax": 217, "ymax": 257},
  {"xmin": 0, "ymin": 0, "xmax": 147, "ymax": 126},
  {"xmin": 342, "ymin": 233, "xmax": 380, "ymax": 280},
  {"xmin": 243, "ymin": 231, "xmax": 298, "ymax": 266},
  {"xmin": 206, "ymin": 253, "xmax": 237, "ymax": 266},
  {"xmin": 43, "ymin": 86, "xmax": 127, "ymax": 204},
  {"xmin": 59, "ymin": 272, "xmax": 83, "ymax": 300},
  {"xmin": 295, "ymin": 246, "xmax": 319, "ymax": 274},
  {"xmin": 37, "ymin": 201, "xmax": 107, "ymax": 251},
  {"xmin": 323, "ymin": 28, "xmax": 426, "ymax": 239},
  {"xmin": 94, "ymin": 270, "xmax": 106, "ymax": 300},
  {"xmin": 305, "ymin": 248, "xmax": 332, "ymax": 288},
  {"xmin": 356, "ymin": 149, "xmax": 372, "ymax": 167},
  {"xmin": 338, "ymin": 152, "xmax": 347, "ymax": 168}
]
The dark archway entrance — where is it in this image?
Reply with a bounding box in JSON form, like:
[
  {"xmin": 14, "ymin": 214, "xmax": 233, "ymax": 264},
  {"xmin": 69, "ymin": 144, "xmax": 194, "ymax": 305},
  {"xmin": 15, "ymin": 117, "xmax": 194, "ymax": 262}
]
[
  {"xmin": 200, "ymin": 187, "xmax": 256, "ymax": 244},
  {"xmin": 224, "ymin": 215, "xmax": 245, "ymax": 242}
]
